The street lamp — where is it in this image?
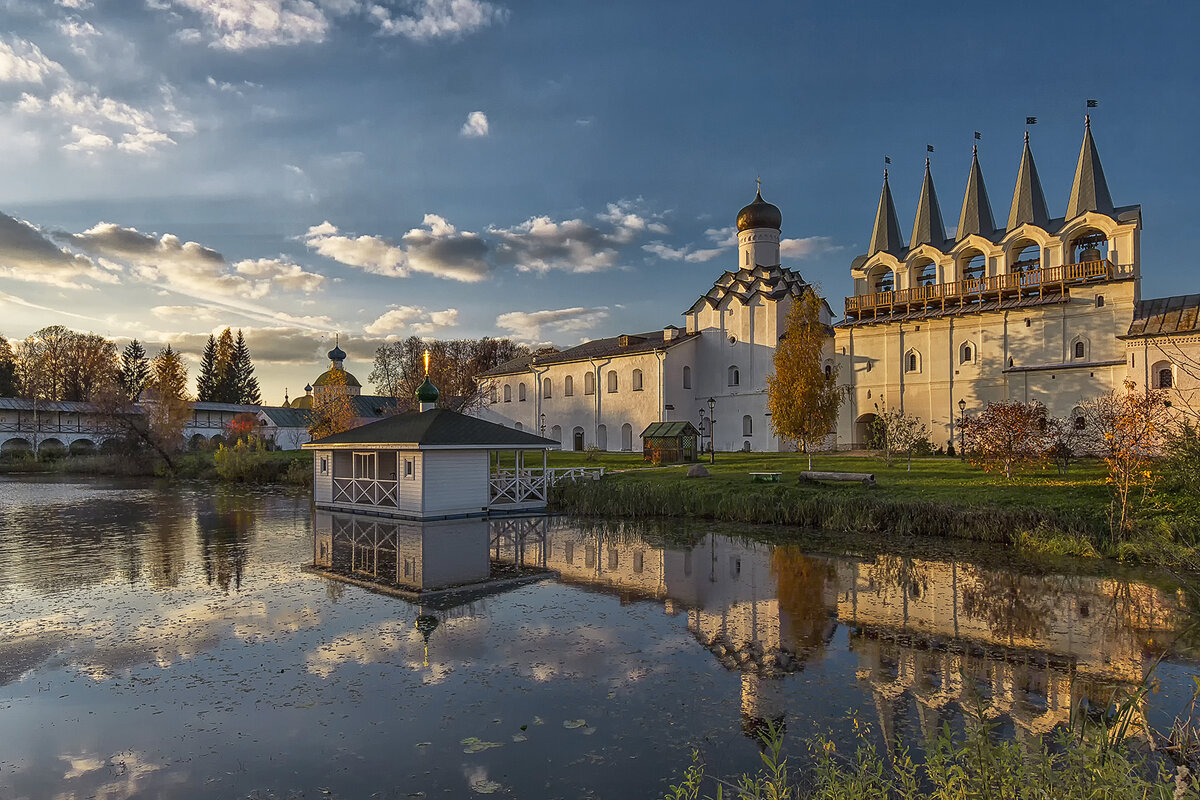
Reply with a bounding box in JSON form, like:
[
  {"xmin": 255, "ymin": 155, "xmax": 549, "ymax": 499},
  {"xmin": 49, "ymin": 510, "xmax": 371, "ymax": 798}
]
[
  {"xmin": 957, "ymin": 398, "xmax": 966, "ymax": 457},
  {"xmin": 707, "ymin": 397, "xmax": 716, "ymax": 464},
  {"xmin": 539, "ymin": 413, "xmax": 546, "ymax": 437}
]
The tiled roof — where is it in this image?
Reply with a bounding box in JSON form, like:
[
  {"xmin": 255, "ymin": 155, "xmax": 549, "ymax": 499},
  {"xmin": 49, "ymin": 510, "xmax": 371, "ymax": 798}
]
[
  {"xmin": 479, "ymin": 330, "xmax": 695, "ymax": 378},
  {"xmin": 1126, "ymin": 294, "xmax": 1200, "ymax": 338},
  {"xmin": 305, "ymin": 408, "xmax": 559, "ymax": 448}
]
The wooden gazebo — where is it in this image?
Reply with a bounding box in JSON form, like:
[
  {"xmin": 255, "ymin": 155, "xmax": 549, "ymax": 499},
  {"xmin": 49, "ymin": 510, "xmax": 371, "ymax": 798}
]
[{"xmin": 640, "ymin": 421, "xmax": 700, "ymax": 463}]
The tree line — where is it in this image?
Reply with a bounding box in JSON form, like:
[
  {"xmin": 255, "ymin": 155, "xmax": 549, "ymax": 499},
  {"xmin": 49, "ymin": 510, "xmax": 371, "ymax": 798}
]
[
  {"xmin": 367, "ymin": 335, "xmax": 529, "ymax": 404},
  {"xmin": 0, "ymin": 325, "xmax": 259, "ymax": 404}
]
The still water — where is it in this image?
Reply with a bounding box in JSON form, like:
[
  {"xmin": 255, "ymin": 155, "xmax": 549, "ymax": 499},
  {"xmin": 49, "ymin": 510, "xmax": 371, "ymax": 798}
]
[{"xmin": 1, "ymin": 475, "xmax": 1197, "ymax": 799}]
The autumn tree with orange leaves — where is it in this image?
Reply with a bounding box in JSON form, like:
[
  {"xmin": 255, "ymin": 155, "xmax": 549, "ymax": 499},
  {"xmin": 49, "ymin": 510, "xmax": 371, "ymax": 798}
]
[{"xmin": 960, "ymin": 400, "xmax": 1053, "ymax": 479}]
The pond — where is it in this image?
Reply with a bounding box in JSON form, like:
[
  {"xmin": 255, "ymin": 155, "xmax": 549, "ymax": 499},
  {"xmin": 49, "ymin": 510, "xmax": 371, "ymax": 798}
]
[{"xmin": 0, "ymin": 475, "xmax": 1197, "ymax": 799}]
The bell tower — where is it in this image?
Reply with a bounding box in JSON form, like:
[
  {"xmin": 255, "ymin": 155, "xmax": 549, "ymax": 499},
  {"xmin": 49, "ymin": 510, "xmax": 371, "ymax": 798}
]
[{"xmin": 736, "ymin": 180, "xmax": 782, "ymax": 268}]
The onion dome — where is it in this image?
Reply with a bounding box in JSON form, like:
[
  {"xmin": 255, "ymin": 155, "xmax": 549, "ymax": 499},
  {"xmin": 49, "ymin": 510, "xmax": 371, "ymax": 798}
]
[
  {"xmin": 304, "ymin": 383, "xmax": 313, "ymax": 393},
  {"xmin": 415, "ymin": 375, "xmax": 439, "ymax": 405},
  {"xmin": 313, "ymin": 369, "xmax": 361, "ymax": 388},
  {"xmin": 736, "ymin": 189, "xmax": 782, "ymax": 232},
  {"xmin": 327, "ymin": 344, "xmax": 346, "ymax": 362}
]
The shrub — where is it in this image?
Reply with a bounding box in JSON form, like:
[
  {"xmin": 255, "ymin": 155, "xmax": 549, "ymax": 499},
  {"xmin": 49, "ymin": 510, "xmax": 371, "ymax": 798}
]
[
  {"xmin": 1163, "ymin": 420, "xmax": 1200, "ymax": 496},
  {"xmin": 214, "ymin": 437, "xmax": 274, "ymax": 483}
]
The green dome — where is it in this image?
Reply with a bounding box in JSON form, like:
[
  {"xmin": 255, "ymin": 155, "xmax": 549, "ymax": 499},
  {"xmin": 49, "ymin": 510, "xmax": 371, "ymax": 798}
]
[
  {"xmin": 313, "ymin": 368, "xmax": 362, "ymax": 388},
  {"xmin": 415, "ymin": 375, "xmax": 439, "ymax": 405}
]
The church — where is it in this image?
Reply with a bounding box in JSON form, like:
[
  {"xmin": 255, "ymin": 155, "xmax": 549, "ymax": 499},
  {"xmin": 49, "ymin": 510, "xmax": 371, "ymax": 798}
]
[{"xmin": 473, "ymin": 118, "xmax": 1199, "ymax": 452}]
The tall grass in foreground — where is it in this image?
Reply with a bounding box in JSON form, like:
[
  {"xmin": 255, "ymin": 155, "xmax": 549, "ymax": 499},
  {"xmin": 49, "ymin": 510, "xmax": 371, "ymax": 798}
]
[
  {"xmin": 664, "ymin": 710, "xmax": 1198, "ymax": 800},
  {"xmin": 551, "ymin": 480, "xmax": 1100, "ymax": 544}
]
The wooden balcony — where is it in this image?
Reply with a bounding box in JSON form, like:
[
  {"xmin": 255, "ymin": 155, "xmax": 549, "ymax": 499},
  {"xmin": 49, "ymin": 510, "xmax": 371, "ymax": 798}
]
[{"xmin": 844, "ymin": 260, "xmax": 1128, "ymax": 321}]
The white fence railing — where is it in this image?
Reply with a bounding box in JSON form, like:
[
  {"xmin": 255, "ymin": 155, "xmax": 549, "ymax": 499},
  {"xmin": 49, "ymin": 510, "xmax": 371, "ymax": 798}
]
[
  {"xmin": 332, "ymin": 477, "xmax": 398, "ymax": 508},
  {"xmin": 488, "ymin": 467, "xmax": 604, "ymax": 507}
]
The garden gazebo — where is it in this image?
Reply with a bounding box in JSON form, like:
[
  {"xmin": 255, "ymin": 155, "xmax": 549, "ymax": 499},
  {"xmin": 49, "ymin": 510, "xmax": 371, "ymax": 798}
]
[{"xmin": 640, "ymin": 421, "xmax": 700, "ymax": 463}]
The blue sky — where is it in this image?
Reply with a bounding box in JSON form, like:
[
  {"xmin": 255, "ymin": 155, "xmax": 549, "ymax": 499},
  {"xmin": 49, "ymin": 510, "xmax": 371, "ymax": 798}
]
[{"xmin": 0, "ymin": 0, "xmax": 1196, "ymax": 402}]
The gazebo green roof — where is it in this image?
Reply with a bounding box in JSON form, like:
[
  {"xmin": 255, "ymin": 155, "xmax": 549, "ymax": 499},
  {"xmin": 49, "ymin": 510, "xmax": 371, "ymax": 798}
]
[
  {"xmin": 640, "ymin": 421, "xmax": 700, "ymax": 438},
  {"xmin": 304, "ymin": 408, "xmax": 559, "ymax": 449}
]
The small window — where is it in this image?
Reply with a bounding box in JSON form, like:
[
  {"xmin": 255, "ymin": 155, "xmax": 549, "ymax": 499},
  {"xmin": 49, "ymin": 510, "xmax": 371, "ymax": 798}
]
[
  {"xmin": 404, "ymin": 457, "xmax": 415, "ymax": 479},
  {"xmin": 960, "ymin": 342, "xmax": 975, "ymax": 364},
  {"xmin": 607, "ymin": 370, "xmax": 618, "ymax": 393},
  {"xmin": 489, "ymin": 384, "xmax": 498, "ymax": 404},
  {"xmin": 906, "ymin": 350, "xmax": 921, "ymax": 373},
  {"xmin": 503, "ymin": 384, "xmax": 512, "ymax": 403},
  {"xmin": 584, "ymin": 372, "xmax": 595, "ymax": 395},
  {"xmin": 1074, "ymin": 341, "xmax": 1085, "ymax": 360},
  {"xmin": 824, "ymin": 364, "xmax": 833, "ymax": 378},
  {"xmin": 1024, "ymin": 318, "xmax": 1031, "ymax": 328},
  {"xmin": 909, "ymin": 354, "xmax": 917, "ymax": 371},
  {"xmin": 633, "ymin": 550, "xmax": 644, "ymax": 574},
  {"xmin": 682, "ymin": 365, "xmax": 692, "ymax": 389},
  {"xmin": 319, "ymin": 457, "xmax": 329, "ymax": 475},
  {"xmin": 1074, "ymin": 416, "xmax": 1086, "ymax": 431},
  {"xmin": 632, "ymin": 369, "xmax": 643, "ymax": 391},
  {"xmin": 543, "ymin": 377, "xmax": 552, "ymax": 398},
  {"xmin": 608, "ymin": 548, "xmax": 619, "ymax": 570},
  {"xmin": 728, "ymin": 366, "xmax": 740, "ymax": 387},
  {"xmin": 1096, "ymin": 295, "xmax": 1105, "ymax": 308},
  {"xmin": 742, "ymin": 414, "xmax": 752, "ymax": 436},
  {"xmin": 515, "ymin": 422, "xmax": 523, "ymax": 431},
  {"xmin": 353, "ymin": 452, "xmax": 376, "ymax": 479},
  {"xmin": 1008, "ymin": 356, "xmax": 1015, "ymax": 368},
  {"xmin": 564, "ymin": 375, "xmax": 574, "ymax": 396},
  {"xmin": 518, "ymin": 382, "xmax": 527, "ymax": 401},
  {"xmin": 1158, "ymin": 367, "xmax": 1174, "ymax": 389}
]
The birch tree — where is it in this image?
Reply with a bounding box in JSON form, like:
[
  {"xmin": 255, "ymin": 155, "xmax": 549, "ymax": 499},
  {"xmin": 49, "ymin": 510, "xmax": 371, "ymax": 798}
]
[{"xmin": 767, "ymin": 290, "xmax": 841, "ymax": 469}]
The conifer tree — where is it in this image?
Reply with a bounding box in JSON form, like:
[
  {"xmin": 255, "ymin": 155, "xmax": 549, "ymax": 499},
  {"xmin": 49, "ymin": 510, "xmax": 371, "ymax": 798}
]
[
  {"xmin": 196, "ymin": 335, "xmax": 218, "ymax": 401},
  {"xmin": 232, "ymin": 329, "xmax": 260, "ymax": 404},
  {"xmin": 766, "ymin": 290, "xmax": 842, "ymax": 469},
  {"xmin": 0, "ymin": 335, "xmax": 16, "ymax": 397},
  {"xmin": 213, "ymin": 328, "xmax": 236, "ymax": 403},
  {"xmin": 119, "ymin": 339, "xmax": 151, "ymax": 400}
]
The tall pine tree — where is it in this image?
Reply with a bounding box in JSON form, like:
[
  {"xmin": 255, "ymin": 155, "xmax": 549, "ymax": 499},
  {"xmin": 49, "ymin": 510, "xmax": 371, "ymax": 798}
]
[
  {"xmin": 196, "ymin": 335, "xmax": 218, "ymax": 401},
  {"xmin": 213, "ymin": 328, "xmax": 237, "ymax": 403},
  {"xmin": 119, "ymin": 339, "xmax": 151, "ymax": 400},
  {"xmin": 232, "ymin": 330, "xmax": 260, "ymax": 404},
  {"xmin": 0, "ymin": 335, "xmax": 16, "ymax": 397}
]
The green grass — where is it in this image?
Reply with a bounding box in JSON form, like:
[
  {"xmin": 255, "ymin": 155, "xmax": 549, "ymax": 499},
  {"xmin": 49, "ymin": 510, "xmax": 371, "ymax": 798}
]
[{"xmin": 546, "ymin": 451, "xmax": 1200, "ymax": 562}]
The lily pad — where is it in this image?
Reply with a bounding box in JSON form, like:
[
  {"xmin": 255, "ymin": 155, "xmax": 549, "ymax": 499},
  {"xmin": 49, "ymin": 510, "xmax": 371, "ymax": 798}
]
[
  {"xmin": 563, "ymin": 719, "xmax": 587, "ymax": 729},
  {"xmin": 470, "ymin": 778, "xmax": 503, "ymax": 794},
  {"xmin": 460, "ymin": 737, "xmax": 504, "ymax": 754},
  {"xmin": 511, "ymin": 733, "xmax": 527, "ymax": 742}
]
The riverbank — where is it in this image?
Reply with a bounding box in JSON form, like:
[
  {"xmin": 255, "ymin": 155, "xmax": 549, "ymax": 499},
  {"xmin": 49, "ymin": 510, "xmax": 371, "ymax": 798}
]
[
  {"xmin": 546, "ymin": 452, "xmax": 1200, "ymax": 563},
  {"xmin": 0, "ymin": 448, "xmax": 312, "ymax": 484}
]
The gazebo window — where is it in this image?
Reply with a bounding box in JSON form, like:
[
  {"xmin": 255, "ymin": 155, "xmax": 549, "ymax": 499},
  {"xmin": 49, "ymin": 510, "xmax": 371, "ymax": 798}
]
[
  {"xmin": 632, "ymin": 369, "xmax": 643, "ymax": 391},
  {"xmin": 607, "ymin": 370, "xmax": 618, "ymax": 393},
  {"xmin": 543, "ymin": 377, "xmax": 552, "ymax": 398},
  {"xmin": 728, "ymin": 366, "xmax": 740, "ymax": 386},
  {"xmin": 742, "ymin": 415, "xmax": 752, "ymax": 436},
  {"xmin": 682, "ymin": 365, "xmax": 692, "ymax": 389},
  {"xmin": 403, "ymin": 457, "xmax": 415, "ymax": 479},
  {"xmin": 353, "ymin": 452, "xmax": 376, "ymax": 479},
  {"xmin": 564, "ymin": 375, "xmax": 574, "ymax": 396},
  {"xmin": 584, "ymin": 372, "xmax": 595, "ymax": 395},
  {"xmin": 518, "ymin": 382, "xmax": 527, "ymax": 401}
]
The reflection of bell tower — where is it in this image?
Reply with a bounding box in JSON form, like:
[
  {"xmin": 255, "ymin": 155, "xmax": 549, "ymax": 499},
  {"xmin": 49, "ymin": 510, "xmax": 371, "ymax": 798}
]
[{"xmin": 740, "ymin": 673, "xmax": 787, "ymax": 747}]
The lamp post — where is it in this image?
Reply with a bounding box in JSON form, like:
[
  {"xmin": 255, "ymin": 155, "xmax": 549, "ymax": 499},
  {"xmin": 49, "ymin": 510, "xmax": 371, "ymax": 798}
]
[
  {"xmin": 539, "ymin": 413, "xmax": 546, "ymax": 437},
  {"xmin": 707, "ymin": 397, "xmax": 716, "ymax": 464},
  {"xmin": 957, "ymin": 398, "xmax": 966, "ymax": 458}
]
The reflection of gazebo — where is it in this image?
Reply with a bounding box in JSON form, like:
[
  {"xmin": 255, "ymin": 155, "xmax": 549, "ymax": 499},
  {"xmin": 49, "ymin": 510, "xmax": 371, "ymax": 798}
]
[{"xmin": 639, "ymin": 421, "xmax": 700, "ymax": 462}]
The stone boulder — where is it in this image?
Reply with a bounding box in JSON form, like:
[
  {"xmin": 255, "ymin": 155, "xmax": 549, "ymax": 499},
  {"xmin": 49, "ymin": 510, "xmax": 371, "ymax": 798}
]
[{"xmin": 687, "ymin": 465, "xmax": 710, "ymax": 478}]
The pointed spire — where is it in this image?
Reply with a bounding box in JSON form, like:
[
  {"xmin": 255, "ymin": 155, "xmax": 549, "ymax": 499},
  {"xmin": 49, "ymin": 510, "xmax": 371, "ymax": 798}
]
[
  {"xmin": 1065, "ymin": 115, "xmax": 1114, "ymax": 219},
  {"xmin": 910, "ymin": 158, "xmax": 946, "ymax": 249},
  {"xmin": 956, "ymin": 145, "xmax": 995, "ymax": 240},
  {"xmin": 868, "ymin": 169, "xmax": 905, "ymax": 255},
  {"xmin": 1007, "ymin": 132, "xmax": 1050, "ymax": 232}
]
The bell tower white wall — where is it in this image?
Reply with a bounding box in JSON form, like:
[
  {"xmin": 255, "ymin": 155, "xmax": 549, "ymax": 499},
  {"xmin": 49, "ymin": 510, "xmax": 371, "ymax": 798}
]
[{"xmin": 738, "ymin": 227, "xmax": 781, "ymax": 268}]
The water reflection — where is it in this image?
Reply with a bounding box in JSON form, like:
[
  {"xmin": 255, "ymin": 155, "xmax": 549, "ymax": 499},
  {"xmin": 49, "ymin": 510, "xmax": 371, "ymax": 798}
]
[{"xmin": 0, "ymin": 476, "xmax": 1196, "ymax": 800}]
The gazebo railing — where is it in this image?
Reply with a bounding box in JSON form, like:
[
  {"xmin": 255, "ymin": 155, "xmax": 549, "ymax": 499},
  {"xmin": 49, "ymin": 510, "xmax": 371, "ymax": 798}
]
[{"xmin": 332, "ymin": 477, "xmax": 398, "ymax": 508}]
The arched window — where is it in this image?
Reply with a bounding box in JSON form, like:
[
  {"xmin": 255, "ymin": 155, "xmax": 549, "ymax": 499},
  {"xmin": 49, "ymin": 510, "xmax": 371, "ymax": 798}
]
[
  {"xmin": 1071, "ymin": 337, "xmax": 1089, "ymax": 361},
  {"xmin": 905, "ymin": 349, "xmax": 921, "ymax": 373},
  {"xmin": 489, "ymin": 384, "xmax": 498, "ymax": 403},
  {"xmin": 1010, "ymin": 240, "xmax": 1041, "ymax": 273},
  {"xmin": 514, "ymin": 422, "xmax": 523, "ymax": 431},
  {"xmin": 1096, "ymin": 295, "xmax": 1105, "ymax": 308},
  {"xmin": 543, "ymin": 377, "xmax": 552, "ymax": 398},
  {"xmin": 584, "ymin": 372, "xmax": 595, "ymax": 395},
  {"xmin": 550, "ymin": 424, "xmax": 562, "ymax": 443},
  {"xmin": 742, "ymin": 415, "xmax": 752, "ymax": 436},
  {"xmin": 503, "ymin": 384, "xmax": 512, "ymax": 403},
  {"xmin": 572, "ymin": 427, "xmax": 584, "ymax": 451},
  {"xmin": 960, "ymin": 342, "xmax": 975, "ymax": 364},
  {"xmin": 727, "ymin": 366, "xmax": 740, "ymax": 386},
  {"xmin": 1070, "ymin": 229, "xmax": 1109, "ymax": 264},
  {"xmin": 911, "ymin": 258, "xmax": 937, "ymax": 287},
  {"xmin": 1074, "ymin": 341, "xmax": 1085, "ymax": 359},
  {"xmin": 564, "ymin": 375, "xmax": 574, "ymax": 396},
  {"xmin": 1072, "ymin": 408, "xmax": 1086, "ymax": 431},
  {"xmin": 682, "ymin": 365, "xmax": 692, "ymax": 389},
  {"xmin": 631, "ymin": 369, "xmax": 643, "ymax": 391},
  {"xmin": 621, "ymin": 423, "xmax": 633, "ymax": 451},
  {"xmin": 824, "ymin": 364, "xmax": 832, "ymax": 378},
  {"xmin": 606, "ymin": 370, "xmax": 618, "ymax": 393},
  {"xmin": 1153, "ymin": 362, "xmax": 1174, "ymax": 389},
  {"xmin": 518, "ymin": 382, "xmax": 527, "ymax": 401}
]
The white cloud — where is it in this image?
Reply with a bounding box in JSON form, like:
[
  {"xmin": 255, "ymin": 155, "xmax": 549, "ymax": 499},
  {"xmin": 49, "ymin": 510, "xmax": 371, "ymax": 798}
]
[
  {"xmin": 164, "ymin": 0, "xmax": 332, "ymax": 50},
  {"xmin": 371, "ymin": 0, "xmax": 508, "ymax": 41},
  {"xmin": 495, "ymin": 306, "xmax": 608, "ymax": 342},
  {"xmin": 779, "ymin": 235, "xmax": 840, "ymax": 259},
  {"xmin": 303, "ymin": 216, "xmax": 490, "ymax": 283},
  {"xmin": 641, "ymin": 242, "xmax": 725, "ymax": 263},
  {"xmin": 364, "ymin": 305, "xmax": 459, "ymax": 336},
  {"xmin": 56, "ymin": 0, "xmax": 93, "ymax": 8},
  {"xmin": 704, "ymin": 226, "xmax": 737, "ymax": 247},
  {"xmin": 63, "ymin": 125, "xmax": 113, "ymax": 153},
  {"xmin": 234, "ymin": 258, "xmax": 326, "ymax": 293},
  {"xmin": 0, "ymin": 39, "xmax": 65, "ymax": 84},
  {"xmin": 490, "ymin": 201, "xmax": 660, "ymax": 274},
  {"xmin": 460, "ymin": 110, "xmax": 488, "ymax": 138},
  {"xmin": 0, "ymin": 212, "xmax": 112, "ymax": 289}
]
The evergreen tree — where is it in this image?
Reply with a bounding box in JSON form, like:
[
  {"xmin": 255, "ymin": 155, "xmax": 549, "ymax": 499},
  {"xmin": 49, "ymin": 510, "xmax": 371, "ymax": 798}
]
[
  {"xmin": 213, "ymin": 328, "xmax": 237, "ymax": 403},
  {"xmin": 0, "ymin": 335, "xmax": 16, "ymax": 397},
  {"xmin": 232, "ymin": 329, "xmax": 260, "ymax": 404},
  {"xmin": 119, "ymin": 339, "xmax": 151, "ymax": 400},
  {"xmin": 196, "ymin": 335, "xmax": 218, "ymax": 401}
]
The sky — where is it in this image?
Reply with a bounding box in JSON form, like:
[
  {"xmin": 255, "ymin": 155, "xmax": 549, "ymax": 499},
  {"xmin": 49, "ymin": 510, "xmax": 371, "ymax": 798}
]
[{"xmin": 0, "ymin": 0, "xmax": 1197, "ymax": 404}]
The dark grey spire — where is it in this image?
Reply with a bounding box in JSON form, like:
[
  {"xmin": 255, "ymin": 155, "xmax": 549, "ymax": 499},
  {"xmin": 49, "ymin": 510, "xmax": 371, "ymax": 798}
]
[
  {"xmin": 956, "ymin": 145, "xmax": 995, "ymax": 240},
  {"xmin": 1065, "ymin": 115, "xmax": 1114, "ymax": 219},
  {"xmin": 909, "ymin": 158, "xmax": 946, "ymax": 249},
  {"xmin": 1006, "ymin": 132, "xmax": 1050, "ymax": 232},
  {"xmin": 868, "ymin": 170, "xmax": 905, "ymax": 255}
]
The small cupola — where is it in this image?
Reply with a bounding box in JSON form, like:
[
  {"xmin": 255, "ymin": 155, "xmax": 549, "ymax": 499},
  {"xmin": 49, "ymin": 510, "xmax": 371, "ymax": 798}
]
[{"xmin": 415, "ymin": 375, "xmax": 439, "ymax": 411}]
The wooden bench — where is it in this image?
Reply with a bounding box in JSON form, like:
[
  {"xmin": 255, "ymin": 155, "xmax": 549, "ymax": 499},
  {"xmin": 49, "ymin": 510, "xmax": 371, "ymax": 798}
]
[
  {"xmin": 800, "ymin": 471, "xmax": 877, "ymax": 488},
  {"xmin": 749, "ymin": 472, "xmax": 782, "ymax": 483}
]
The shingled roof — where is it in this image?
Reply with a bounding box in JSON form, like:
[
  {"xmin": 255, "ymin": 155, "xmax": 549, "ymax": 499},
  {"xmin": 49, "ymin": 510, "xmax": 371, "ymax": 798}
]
[
  {"xmin": 1126, "ymin": 294, "xmax": 1200, "ymax": 338},
  {"xmin": 304, "ymin": 408, "xmax": 559, "ymax": 449}
]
